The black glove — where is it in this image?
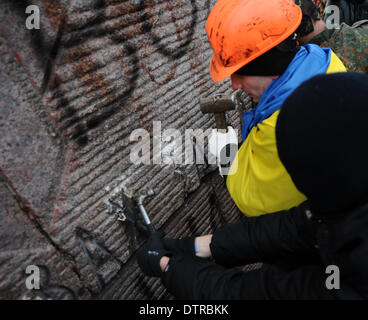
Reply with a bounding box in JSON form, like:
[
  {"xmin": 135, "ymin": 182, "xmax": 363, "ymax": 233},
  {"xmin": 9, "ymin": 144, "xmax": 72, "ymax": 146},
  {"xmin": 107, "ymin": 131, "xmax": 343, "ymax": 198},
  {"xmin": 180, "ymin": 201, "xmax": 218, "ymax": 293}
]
[
  {"xmin": 137, "ymin": 232, "xmax": 171, "ymax": 277},
  {"xmin": 162, "ymin": 236, "xmax": 196, "ymax": 256}
]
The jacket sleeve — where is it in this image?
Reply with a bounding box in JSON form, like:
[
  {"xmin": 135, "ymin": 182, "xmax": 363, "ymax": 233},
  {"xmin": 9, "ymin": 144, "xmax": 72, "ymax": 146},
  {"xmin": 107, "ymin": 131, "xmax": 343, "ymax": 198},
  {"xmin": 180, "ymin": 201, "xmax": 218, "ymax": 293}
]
[
  {"xmin": 161, "ymin": 254, "xmax": 336, "ymax": 300},
  {"xmin": 210, "ymin": 202, "xmax": 318, "ymax": 267}
]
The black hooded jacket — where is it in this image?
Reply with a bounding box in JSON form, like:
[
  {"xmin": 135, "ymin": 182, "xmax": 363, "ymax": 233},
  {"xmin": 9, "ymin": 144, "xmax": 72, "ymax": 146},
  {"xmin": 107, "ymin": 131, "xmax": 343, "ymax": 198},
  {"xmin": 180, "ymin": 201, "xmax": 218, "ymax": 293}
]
[
  {"xmin": 162, "ymin": 201, "xmax": 368, "ymax": 299},
  {"xmin": 161, "ymin": 73, "xmax": 368, "ymax": 300}
]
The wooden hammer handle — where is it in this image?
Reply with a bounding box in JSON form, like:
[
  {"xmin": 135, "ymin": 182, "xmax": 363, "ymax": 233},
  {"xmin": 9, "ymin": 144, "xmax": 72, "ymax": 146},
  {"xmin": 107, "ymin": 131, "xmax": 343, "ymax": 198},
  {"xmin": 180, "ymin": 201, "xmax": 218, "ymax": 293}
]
[{"xmin": 214, "ymin": 113, "xmax": 228, "ymax": 131}]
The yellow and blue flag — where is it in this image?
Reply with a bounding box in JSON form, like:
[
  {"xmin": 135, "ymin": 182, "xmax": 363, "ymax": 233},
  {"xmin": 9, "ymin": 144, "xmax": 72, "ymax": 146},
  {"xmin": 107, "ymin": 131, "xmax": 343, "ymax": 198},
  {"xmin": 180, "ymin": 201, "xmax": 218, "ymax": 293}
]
[{"xmin": 227, "ymin": 44, "xmax": 346, "ymax": 216}]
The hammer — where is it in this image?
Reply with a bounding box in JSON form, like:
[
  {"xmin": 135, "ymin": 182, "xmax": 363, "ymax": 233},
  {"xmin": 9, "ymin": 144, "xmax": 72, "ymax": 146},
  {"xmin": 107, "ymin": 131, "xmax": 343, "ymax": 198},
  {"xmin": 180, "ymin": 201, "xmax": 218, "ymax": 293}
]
[{"xmin": 200, "ymin": 93, "xmax": 236, "ymax": 132}]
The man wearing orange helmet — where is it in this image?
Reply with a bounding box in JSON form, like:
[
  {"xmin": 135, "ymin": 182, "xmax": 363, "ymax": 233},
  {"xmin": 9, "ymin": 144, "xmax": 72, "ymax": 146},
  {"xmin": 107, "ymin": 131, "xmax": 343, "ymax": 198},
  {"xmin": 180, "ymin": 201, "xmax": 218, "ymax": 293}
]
[{"xmin": 206, "ymin": 0, "xmax": 346, "ymax": 217}]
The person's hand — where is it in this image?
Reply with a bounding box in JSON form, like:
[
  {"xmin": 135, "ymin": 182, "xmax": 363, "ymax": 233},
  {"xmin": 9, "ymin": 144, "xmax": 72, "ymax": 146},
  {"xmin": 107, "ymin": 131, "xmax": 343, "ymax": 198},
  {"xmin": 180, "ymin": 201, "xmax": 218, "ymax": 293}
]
[
  {"xmin": 137, "ymin": 233, "xmax": 171, "ymax": 277},
  {"xmin": 159, "ymin": 256, "xmax": 170, "ymax": 271},
  {"xmin": 195, "ymin": 235, "xmax": 213, "ymax": 258}
]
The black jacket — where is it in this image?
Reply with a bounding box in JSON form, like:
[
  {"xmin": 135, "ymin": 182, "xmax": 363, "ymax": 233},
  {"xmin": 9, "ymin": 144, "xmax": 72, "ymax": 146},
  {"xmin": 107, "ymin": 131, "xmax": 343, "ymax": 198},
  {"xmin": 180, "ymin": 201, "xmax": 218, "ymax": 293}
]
[{"xmin": 161, "ymin": 202, "xmax": 368, "ymax": 299}]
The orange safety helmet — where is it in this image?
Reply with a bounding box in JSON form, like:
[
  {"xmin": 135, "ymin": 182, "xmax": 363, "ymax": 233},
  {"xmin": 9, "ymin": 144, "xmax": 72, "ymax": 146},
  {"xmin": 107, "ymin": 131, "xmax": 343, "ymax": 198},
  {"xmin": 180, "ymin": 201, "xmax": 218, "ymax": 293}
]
[{"xmin": 206, "ymin": 0, "xmax": 303, "ymax": 82}]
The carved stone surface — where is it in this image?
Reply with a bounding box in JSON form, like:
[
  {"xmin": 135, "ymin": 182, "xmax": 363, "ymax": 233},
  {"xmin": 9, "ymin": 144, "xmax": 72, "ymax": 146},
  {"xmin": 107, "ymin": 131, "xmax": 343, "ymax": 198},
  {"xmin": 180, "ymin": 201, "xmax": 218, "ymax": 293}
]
[{"xmin": 0, "ymin": 0, "xmax": 252, "ymax": 299}]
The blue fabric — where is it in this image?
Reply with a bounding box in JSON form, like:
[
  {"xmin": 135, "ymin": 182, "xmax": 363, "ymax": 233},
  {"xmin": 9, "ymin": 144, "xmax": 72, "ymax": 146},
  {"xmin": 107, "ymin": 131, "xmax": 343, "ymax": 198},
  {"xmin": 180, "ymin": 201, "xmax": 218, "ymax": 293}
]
[{"xmin": 241, "ymin": 44, "xmax": 332, "ymax": 142}]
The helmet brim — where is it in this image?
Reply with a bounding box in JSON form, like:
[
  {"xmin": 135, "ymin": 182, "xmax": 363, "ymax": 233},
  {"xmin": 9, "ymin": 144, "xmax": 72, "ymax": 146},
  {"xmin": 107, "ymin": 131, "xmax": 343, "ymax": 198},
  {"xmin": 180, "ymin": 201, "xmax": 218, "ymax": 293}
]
[{"xmin": 209, "ymin": 54, "xmax": 247, "ymax": 82}]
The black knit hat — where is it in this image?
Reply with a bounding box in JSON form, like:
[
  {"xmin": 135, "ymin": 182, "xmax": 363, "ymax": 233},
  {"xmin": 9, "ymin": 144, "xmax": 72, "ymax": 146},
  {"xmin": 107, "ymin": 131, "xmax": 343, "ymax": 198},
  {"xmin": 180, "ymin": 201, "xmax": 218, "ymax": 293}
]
[
  {"xmin": 276, "ymin": 72, "xmax": 368, "ymax": 216},
  {"xmin": 234, "ymin": 34, "xmax": 299, "ymax": 76}
]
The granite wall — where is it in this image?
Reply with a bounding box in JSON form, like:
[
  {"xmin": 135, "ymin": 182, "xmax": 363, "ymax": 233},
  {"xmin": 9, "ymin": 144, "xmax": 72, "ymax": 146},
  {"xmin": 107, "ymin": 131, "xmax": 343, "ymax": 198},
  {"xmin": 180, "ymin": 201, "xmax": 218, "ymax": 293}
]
[{"xmin": 0, "ymin": 0, "xmax": 252, "ymax": 299}]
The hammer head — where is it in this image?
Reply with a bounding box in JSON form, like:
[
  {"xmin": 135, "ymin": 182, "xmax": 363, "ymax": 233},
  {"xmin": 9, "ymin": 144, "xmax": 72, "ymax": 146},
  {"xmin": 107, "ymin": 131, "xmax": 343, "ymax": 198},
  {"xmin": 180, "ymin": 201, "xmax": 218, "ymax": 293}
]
[
  {"xmin": 200, "ymin": 94, "xmax": 236, "ymax": 131},
  {"xmin": 200, "ymin": 94, "xmax": 236, "ymax": 114},
  {"xmin": 135, "ymin": 189, "xmax": 155, "ymax": 206}
]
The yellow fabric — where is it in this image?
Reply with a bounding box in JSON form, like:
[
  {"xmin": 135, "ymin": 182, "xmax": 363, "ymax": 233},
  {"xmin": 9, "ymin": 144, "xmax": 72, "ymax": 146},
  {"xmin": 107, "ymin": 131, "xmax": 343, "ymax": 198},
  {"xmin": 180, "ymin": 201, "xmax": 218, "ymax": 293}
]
[
  {"xmin": 226, "ymin": 51, "xmax": 346, "ymax": 217},
  {"xmin": 328, "ymin": 50, "xmax": 347, "ymax": 73}
]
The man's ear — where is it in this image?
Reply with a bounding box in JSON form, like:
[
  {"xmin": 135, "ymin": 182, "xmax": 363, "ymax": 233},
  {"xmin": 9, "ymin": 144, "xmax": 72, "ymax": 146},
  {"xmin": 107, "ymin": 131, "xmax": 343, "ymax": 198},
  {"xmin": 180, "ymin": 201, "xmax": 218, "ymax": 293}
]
[{"xmin": 296, "ymin": 39, "xmax": 301, "ymax": 46}]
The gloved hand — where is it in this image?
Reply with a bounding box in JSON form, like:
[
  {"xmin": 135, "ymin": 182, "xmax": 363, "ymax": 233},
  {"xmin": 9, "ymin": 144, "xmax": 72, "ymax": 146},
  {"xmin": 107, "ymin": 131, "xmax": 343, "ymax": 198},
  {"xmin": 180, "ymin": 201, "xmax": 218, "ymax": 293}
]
[
  {"xmin": 137, "ymin": 233, "xmax": 171, "ymax": 277},
  {"xmin": 162, "ymin": 236, "xmax": 197, "ymax": 256},
  {"xmin": 208, "ymin": 126, "xmax": 238, "ymax": 176}
]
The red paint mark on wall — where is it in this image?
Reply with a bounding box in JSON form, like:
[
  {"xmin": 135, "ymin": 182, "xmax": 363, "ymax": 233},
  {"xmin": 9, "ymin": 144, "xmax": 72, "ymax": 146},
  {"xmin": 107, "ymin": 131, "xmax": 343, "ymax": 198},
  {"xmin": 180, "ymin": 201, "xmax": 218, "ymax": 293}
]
[{"xmin": 50, "ymin": 208, "xmax": 61, "ymax": 233}]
